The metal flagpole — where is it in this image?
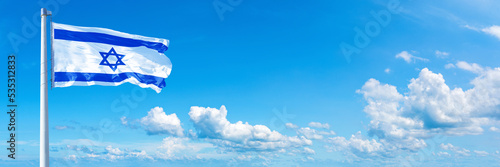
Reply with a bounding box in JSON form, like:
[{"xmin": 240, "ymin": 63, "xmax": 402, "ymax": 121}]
[{"xmin": 40, "ymin": 8, "xmax": 51, "ymax": 167}]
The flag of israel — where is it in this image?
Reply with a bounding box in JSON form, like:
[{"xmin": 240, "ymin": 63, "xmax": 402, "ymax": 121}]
[{"xmin": 52, "ymin": 22, "xmax": 171, "ymax": 93}]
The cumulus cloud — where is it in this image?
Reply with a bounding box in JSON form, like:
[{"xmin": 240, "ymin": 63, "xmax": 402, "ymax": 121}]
[
  {"xmin": 357, "ymin": 67, "xmax": 500, "ymax": 142},
  {"xmin": 308, "ymin": 122, "xmax": 330, "ymax": 129},
  {"xmin": 346, "ymin": 66, "xmax": 500, "ymax": 158},
  {"xmin": 326, "ymin": 131, "xmax": 386, "ymax": 158},
  {"xmin": 140, "ymin": 107, "xmax": 184, "ymax": 136},
  {"xmin": 158, "ymin": 137, "xmax": 188, "ymax": 158},
  {"xmin": 188, "ymin": 106, "xmax": 312, "ymax": 151},
  {"xmin": 395, "ymin": 51, "xmax": 429, "ymax": 63},
  {"xmin": 156, "ymin": 137, "xmax": 214, "ymax": 160},
  {"xmin": 105, "ymin": 145, "xmax": 124, "ymax": 155}
]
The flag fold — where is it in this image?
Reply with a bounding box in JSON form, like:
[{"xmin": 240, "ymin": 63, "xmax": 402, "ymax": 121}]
[{"xmin": 51, "ymin": 22, "xmax": 171, "ymax": 93}]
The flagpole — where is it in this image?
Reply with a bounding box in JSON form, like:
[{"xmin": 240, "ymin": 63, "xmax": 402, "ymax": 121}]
[{"xmin": 40, "ymin": 8, "xmax": 51, "ymax": 167}]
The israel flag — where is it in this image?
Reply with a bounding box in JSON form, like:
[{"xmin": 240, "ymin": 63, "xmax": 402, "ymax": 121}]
[{"xmin": 51, "ymin": 22, "xmax": 171, "ymax": 93}]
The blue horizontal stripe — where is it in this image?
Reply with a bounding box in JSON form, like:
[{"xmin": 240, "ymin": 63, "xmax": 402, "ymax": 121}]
[
  {"xmin": 54, "ymin": 72, "xmax": 166, "ymax": 88},
  {"xmin": 54, "ymin": 29, "xmax": 168, "ymax": 53}
]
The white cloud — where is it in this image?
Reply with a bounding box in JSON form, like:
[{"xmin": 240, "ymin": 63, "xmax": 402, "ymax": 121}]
[
  {"xmin": 466, "ymin": 25, "xmax": 500, "ymax": 40},
  {"xmin": 436, "ymin": 151, "xmax": 451, "ymax": 157},
  {"xmin": 326, "ymin": 132, "xmax": 426, "ymax": 159},
  {"xmin": 86, "ymin": 153, "xmax": 99, "ymax": 158},
  {"xmin": 156, "ymin": 137, "xmax": 213, "ymax": 160},
  {"xmin": 54, "ymin": 138, "xmax": 214, "ymax": 162},
  {"xmin": 285, "ymin": 123, "xmax": 298, "ymax": 129},
  {"xmin": 65, "ymin": 155, "xmax": 78, "ymax": 163},
  {"xmin": 464, "ymin": 24, "xmax": 480, "ymax": 31},
  {"xmin": 326, "ymin": 131, "xmax": 386, "ymax": 158},
  {"xmin": 303, "ymin": 147, "xmax": 316, "ymax": 155},
  {"xmin": 318, "ymin": 130, "xmax": 336, "ymax": 136},
  {"xmin": 308, "ymin": 122, "xmax": 330, "ymax": 129},
  {"xmin": 384, "ymin": 68, "xmax": 391, "ymax": 74},
  {"xmin": 482, "ymin": 25, "xmax": 500, "ymax": 40},
  {"xmin": 140, "ymin": 107, "xmax": 184, "ymax": 136},
  {"xmin": 128, "ymin": 150, "xmax": 152, "ymax": 160},
  {"xmin": 105, "ymin": 145, "xmax": 124, "ymax": 155},
  {"xmin": 395, "ymin": 51, "xmax": 429, "ymax": 63},
  {"xmin": 188, "ymin": 129, "xmax": 198, "ymax": 138},
  {"xmin": 456, "ymin": 61, "xmax": 485, "ymax": 74},
  {"xmin": 54, "ymin": 125, "xmax": 73, "ymax": 130},
  {"xmin": 457, "ymin": 151, "xmax": 472, "ymax": 157},
  {"xmin": 296, "ymin": 127, "xmax": 335, "ymax": 140},
  {"xmin": 439, "ymin": 143, "xmax": 454, "ymax": 150},
  {"xmin": 76, "ymin": 145, "xmax": 153, "ymax": 161},
  {"xmin": 490, "ymin": 126, "xmax": 500, "ymax": 132},
  {"xmin": 158, "ymin": 137, "xmax": 188, "ymax": 158},
  {"xmin": 440, "ymin": 143, "xmax": 471, "ymax": 156},
  {"xmin": 435, "ymin": 50, "xmax": 450, "ymax": 58},
  {"xmin": 352, "ymin": 66, "xmax": 500, "ymax": 158},
  {"xmin": 120, "ymin": 116, "xmax": 139, "ymax": 129},
  {"xmin": 444, "ymin": 63, "xmax": 455, "ymax": 69},
  {"xmin": 120, "ymin": 116, "xmax": 128, "ymax": 125},
  {"xmin": 358, "ymin": 67, "xmax": 500, "ymax": 140},
  {"xmin": 236, "ymin": 154, "xmax": 253, "ymax": 161},
  {"xmin": 474, "ymin": 150, "xmax": 489, "ymax": 156},
  {"xmin": 189, "ymin": 105, "xmax": 312, "ymax": 151},
  {"xmin": 64, "ymin": 145, "xmax": 94, "ymax": 154},
  {"xmin": 292, "ymin": 147, "xmax": 316, "ymax": 155}
]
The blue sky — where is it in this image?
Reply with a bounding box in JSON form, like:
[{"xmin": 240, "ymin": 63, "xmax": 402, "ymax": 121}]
[{"xmin": 1, "ymin": 0, "xmax": 500, "ymax": 166}]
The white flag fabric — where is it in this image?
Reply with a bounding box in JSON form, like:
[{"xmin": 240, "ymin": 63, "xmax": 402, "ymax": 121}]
[{"xmin": 51, "ymin": 22, "xmax": 171, "ymax": 93}]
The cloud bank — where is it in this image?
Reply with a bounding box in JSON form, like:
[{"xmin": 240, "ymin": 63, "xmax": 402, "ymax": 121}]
[
  {"xmin": 140, "ymin": 107, "xmax": 184, "ymax": 136},
  {"xmin": 189, "ymin": 106, "xmax": 312, "ymax": 151}
]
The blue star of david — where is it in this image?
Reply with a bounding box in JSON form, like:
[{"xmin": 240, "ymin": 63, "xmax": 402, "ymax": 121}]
[{"xmin": 99, "ymin": 47, "xmax": 125, "ymax": 71}]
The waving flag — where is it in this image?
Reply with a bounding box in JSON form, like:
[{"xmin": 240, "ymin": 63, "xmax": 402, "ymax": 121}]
[{"xmin": 51, "ymin": 22, "xmax": 171, "ymax": 93}]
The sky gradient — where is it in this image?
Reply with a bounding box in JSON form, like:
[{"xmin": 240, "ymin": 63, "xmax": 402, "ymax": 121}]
[{"xmin": 1, "ymin": 0, "xmax": 500, "ymax": 166}]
